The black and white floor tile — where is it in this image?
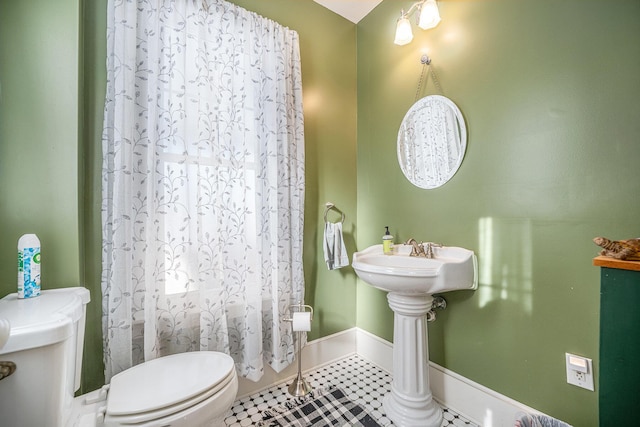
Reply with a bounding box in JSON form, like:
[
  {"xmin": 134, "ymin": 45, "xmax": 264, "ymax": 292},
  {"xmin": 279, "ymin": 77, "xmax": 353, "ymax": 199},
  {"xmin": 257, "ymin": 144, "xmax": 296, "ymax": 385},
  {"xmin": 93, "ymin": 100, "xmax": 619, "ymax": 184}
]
[{"xmin": 224, "ymin": 354, "xmax": 479, "ymax": 427}]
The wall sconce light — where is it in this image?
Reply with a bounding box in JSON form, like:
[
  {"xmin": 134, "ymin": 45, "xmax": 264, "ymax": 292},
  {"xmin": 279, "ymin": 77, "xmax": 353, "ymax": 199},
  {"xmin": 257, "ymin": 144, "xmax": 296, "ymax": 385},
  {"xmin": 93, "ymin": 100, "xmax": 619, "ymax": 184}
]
[{"xmin": 394, "ymin": 0, "xmax": 441, "ymax": 46}]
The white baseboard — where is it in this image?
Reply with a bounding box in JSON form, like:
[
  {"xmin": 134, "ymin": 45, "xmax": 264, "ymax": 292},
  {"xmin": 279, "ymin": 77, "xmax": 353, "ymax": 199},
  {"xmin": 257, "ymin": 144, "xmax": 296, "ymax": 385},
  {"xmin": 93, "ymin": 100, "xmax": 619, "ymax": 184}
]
[
  {"xmin": 238, "ymin": 327, "xmax": 547, "ymax": 426},
  {"xmin": 428, "ymin": 362, "xmax": 550, "ymax": 427},
  {"xmin": 355, "ymin": 328, "xmax": 393, "ymax": 371}
]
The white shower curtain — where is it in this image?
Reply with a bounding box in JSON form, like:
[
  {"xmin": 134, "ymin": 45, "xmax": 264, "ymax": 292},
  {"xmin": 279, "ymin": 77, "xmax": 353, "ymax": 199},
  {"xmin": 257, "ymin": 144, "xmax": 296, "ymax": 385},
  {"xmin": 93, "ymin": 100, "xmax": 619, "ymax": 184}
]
[{"xmin": 101, "ymin": 0, "xmax": 305, "ymax": 382}]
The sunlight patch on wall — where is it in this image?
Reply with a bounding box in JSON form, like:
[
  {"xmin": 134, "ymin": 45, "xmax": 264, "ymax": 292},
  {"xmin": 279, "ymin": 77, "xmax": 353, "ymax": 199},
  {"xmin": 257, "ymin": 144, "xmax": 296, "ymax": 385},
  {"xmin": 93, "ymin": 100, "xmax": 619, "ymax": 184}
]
[{"xmin": 478, "ymin": 217, "xmax": 533, "ymax": 314}]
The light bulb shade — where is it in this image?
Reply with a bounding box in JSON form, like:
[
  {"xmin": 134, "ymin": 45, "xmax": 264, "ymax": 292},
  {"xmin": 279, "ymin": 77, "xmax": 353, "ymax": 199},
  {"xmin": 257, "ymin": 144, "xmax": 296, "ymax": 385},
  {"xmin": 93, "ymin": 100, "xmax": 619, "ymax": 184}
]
[
  {"xmin": 418, "ymin": 0, "xmax": 441, "ymax": 30},
  {"xmin": 394, "ymin": 16, "xmax": 414, "ymax": 46}
]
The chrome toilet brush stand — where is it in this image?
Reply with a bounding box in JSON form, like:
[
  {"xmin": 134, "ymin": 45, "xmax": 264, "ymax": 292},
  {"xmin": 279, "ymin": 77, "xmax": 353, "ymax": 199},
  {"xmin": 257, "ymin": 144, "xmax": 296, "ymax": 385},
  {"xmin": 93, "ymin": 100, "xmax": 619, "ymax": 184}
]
[{"xmin": 284, "ymin": 303, "xmax": 313, "ymax": 397}]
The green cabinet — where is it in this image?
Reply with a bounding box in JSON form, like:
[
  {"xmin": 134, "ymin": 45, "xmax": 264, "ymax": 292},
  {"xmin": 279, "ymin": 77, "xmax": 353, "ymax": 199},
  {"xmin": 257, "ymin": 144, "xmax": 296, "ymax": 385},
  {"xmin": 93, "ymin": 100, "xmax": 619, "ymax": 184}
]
[{"xmin": 596, "ymin": 258, "xmax": 640, "ymax": 426}]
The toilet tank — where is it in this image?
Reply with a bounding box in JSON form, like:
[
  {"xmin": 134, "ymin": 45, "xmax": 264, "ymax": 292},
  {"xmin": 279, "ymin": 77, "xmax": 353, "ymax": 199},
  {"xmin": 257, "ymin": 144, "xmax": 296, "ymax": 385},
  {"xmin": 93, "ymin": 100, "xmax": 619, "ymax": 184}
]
[{"xmin": 0, "ymin": 287, "xmax": 90, "ymax": 427}]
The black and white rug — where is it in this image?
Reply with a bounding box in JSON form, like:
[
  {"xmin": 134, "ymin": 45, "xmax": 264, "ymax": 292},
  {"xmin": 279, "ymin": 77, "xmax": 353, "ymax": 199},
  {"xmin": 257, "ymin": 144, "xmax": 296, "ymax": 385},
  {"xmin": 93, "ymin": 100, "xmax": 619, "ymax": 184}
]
[{"xmin": 257, "ymin": 386, "xmax": 382, "ymax": 427}]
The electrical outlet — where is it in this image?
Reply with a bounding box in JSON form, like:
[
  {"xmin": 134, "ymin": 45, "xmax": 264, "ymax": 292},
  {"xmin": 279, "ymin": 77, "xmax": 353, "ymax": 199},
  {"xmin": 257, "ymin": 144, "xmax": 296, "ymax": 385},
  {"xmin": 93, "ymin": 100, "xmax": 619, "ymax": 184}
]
[{"xmin": 565, "ymin": 353, "xmax": 594, "ymax": 391}]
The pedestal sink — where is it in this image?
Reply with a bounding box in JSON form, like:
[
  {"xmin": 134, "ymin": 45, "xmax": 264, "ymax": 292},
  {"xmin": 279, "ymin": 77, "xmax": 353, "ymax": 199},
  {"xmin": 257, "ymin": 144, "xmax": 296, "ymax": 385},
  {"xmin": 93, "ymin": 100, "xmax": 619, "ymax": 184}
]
[{"xmin": 352, "ymin": 244, "xmax": 477, "ymax": 427}]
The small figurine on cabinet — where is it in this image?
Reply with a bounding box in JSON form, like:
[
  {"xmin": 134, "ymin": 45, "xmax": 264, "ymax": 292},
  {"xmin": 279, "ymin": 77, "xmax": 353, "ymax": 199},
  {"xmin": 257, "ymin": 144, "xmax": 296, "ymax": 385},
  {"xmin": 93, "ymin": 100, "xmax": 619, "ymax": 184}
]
[{"xmin": 593, "ymin": 237, "xmax": 640, "ymax": 260}]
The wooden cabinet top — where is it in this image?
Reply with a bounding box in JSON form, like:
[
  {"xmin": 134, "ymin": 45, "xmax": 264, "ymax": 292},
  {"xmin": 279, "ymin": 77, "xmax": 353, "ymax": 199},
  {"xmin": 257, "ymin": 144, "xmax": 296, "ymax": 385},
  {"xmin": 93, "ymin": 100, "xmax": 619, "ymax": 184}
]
[{"xmin": 593, "ymin": 256, "xmax": 640, "ymax": 272}]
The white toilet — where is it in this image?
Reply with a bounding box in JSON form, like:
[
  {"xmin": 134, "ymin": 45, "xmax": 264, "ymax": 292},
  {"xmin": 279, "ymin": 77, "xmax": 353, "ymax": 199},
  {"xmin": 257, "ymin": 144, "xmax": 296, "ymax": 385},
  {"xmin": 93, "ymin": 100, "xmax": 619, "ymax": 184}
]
[{"xmin": 0, "ymin": 287, "xmax": 238, "ymax": 427}]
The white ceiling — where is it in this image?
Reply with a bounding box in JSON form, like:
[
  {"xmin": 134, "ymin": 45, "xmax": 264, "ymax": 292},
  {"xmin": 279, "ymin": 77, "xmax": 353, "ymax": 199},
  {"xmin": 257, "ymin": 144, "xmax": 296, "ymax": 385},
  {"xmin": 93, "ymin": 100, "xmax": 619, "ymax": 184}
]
[{"xmin": 313, "ymin": 0, "xmax": 383, "ymax": 23}]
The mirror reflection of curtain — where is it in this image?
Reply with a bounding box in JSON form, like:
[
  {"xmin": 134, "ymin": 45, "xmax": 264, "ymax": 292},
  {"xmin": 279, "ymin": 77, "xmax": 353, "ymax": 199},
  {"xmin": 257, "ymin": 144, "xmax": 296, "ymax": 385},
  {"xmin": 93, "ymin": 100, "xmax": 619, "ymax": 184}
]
[
  {"xmin": 101, "ymin": 0, "xmax": 305, "ymax": 382},
  {"xmin": 422, "ymin": 100, "xmax": 461, "ymax": 183},
  {"xmin": 442, "ymin": 105, "xmax": 461, "ymax": 170},
  {"xmin": 397, "ymin": 96, "xmax": 466, "ymax": 189}
]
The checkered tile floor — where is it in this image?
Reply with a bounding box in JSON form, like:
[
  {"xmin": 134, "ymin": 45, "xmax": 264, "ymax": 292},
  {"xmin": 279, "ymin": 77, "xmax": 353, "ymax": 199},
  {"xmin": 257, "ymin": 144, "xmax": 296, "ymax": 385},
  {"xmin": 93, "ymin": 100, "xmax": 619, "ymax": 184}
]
[{"xmin": 224, "ymin": 354, "xmax": 479, "ymax": 426}]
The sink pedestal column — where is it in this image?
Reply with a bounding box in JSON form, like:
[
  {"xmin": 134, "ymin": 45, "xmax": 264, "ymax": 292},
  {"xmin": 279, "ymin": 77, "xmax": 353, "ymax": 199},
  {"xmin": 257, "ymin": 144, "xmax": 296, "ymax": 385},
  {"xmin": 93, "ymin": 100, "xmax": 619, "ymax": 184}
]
[{"xmin": 383, "ymin": 293, "xmax": 442, "ymax": 427}]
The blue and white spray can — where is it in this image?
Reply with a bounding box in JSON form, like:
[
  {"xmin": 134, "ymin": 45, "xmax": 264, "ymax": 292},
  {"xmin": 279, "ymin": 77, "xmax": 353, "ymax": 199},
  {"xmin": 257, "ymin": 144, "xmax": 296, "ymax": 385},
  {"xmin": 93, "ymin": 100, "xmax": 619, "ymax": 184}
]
[{"xmin": 18, "ymin": 234, "xmax": 41, "ymax": 299}]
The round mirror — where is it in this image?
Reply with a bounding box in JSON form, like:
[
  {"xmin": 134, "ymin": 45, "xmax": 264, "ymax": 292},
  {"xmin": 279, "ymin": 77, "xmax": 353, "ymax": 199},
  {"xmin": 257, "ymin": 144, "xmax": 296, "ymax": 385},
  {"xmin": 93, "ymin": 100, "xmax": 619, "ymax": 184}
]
[{"xmin": 397, "ymin": 95, "xmax": 467, "ymax": 189}]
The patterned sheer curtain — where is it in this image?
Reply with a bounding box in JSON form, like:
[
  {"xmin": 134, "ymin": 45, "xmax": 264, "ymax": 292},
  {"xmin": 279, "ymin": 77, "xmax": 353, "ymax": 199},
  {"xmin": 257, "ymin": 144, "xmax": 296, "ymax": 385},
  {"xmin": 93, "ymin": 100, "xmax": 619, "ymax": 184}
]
[{"xmin": 101, "ymin": 0, "xmax": 305, "ymax": 382}]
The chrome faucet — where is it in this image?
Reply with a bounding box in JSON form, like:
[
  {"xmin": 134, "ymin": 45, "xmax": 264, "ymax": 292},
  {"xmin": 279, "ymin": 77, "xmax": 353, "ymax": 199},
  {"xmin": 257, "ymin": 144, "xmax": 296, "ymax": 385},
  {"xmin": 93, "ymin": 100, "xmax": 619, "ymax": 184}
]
[{"xmin": 404, "ymin": 238, "xmax": 425, "ymax": 257}]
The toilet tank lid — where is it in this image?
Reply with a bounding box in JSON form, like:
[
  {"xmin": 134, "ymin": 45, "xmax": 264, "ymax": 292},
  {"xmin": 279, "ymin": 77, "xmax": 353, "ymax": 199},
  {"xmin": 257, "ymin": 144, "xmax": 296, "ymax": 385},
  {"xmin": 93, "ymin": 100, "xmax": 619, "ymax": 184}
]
[{"xmin": 0, "ymin": 287, "xmax": 90, "ymax": 355}]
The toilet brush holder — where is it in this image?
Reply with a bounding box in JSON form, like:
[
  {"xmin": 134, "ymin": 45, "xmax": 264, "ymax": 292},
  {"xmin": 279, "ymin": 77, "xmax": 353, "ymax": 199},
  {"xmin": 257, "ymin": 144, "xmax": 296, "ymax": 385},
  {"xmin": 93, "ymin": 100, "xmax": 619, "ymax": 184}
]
[{"xmin": 283, "ymin": 303, "xmax": 313, "ymax": 397}]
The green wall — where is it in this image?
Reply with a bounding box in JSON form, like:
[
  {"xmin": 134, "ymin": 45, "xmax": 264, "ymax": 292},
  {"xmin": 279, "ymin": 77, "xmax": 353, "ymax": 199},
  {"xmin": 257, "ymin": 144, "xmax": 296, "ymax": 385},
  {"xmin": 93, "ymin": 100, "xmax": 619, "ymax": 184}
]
[
  {"xmin": 0, "ymin": 0, "xmax": 82, "ymax": 291},
  {"xmin": 357, "ymin": 1, "xmax": 640, "ymax": 425},
  {"xmin": 82, "ymin": 0, "xmax": 109, "ymax": 392}
]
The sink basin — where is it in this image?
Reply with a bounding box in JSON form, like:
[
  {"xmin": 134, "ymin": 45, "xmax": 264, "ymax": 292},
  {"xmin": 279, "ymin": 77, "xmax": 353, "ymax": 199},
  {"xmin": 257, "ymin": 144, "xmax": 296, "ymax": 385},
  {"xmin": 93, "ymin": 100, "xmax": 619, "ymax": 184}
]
[{"xmin": 352, "ymin": 244, "xmax": 477, "ymax": 294}]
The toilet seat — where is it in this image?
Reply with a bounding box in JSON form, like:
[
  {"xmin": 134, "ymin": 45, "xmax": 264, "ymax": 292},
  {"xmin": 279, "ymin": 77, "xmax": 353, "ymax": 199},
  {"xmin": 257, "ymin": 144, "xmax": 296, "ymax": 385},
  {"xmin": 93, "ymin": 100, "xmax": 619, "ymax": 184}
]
[{"xmin": 104, "ymin": 351, "xmax": 235, "ymax": 425}]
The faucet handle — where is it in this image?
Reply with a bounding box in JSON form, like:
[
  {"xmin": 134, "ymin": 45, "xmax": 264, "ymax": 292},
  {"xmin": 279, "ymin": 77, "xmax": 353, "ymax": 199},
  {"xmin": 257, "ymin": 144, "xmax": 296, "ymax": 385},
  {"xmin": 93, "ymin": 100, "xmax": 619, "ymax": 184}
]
[{"xmin": 424, "ymin": 242, "xmax": 442, "ymax": 258}]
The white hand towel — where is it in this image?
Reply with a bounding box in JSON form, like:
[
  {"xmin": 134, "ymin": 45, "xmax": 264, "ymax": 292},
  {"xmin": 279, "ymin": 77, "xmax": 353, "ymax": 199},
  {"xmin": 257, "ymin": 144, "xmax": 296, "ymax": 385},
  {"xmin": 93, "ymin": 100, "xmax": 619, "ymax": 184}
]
[{"xmin": 323, "ymin": 222, "xmax": 349, "ymax": 270}]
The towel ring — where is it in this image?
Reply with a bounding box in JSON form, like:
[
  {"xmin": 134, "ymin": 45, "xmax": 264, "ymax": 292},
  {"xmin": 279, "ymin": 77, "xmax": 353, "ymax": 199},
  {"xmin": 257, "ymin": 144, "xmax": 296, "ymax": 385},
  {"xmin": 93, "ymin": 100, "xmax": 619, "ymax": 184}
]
[{"xmin": 324, "ymin": 202, "xmax": 345, "ymax": 223}]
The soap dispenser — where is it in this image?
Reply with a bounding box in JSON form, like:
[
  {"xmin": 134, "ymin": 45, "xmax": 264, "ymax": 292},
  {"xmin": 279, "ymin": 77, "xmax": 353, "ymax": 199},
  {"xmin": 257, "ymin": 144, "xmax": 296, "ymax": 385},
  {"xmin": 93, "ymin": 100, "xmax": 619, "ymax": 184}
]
[{"xmin": 383, "ymin": 226, "xmax": 394, "ymax": 255}]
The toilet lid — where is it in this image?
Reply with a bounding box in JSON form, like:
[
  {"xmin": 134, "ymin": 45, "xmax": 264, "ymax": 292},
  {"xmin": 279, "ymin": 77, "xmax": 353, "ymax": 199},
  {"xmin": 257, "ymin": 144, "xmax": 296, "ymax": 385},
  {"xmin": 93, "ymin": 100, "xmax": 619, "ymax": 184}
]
[{"xmin": 107, "ymin": 351, "xmax": 235, "ymax": 416}]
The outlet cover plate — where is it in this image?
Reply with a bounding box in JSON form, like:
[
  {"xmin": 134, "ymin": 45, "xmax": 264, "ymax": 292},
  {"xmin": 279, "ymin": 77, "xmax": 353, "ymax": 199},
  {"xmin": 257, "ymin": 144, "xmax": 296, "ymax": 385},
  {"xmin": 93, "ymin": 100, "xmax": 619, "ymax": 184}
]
[{"xmin": 565, "ymin": 353, "xmax": 594, "ymax": 391}]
